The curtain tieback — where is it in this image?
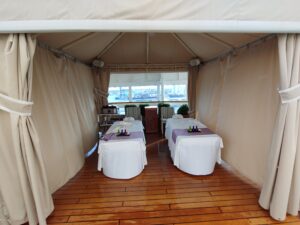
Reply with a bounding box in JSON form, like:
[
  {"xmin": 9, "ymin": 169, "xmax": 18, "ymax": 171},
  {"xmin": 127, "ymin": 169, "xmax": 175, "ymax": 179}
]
[
  {"xmin": 279, "ymin": 83, "xmax": 300, "ymax": 104},
  {"xmin": 94, "ymin": 88, "xmax": 109, "ymax": 97},
  {"xmin": 0, "ymin": 92, "xmax": 33, "ymax": 116}
]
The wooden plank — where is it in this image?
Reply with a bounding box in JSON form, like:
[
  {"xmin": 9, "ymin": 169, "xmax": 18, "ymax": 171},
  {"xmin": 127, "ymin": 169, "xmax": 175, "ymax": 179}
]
[
  {"xmin": 220, "ymin": 204, "xmax": 262, "ymax": 213},
  {"xmin": 248, "ymin": 216, "xmax": 300, "ymax": 224},
  {"xmin": 47, "ymin": 221, "xmax": 118, "ymax": 225},
  {"xmin": 68, "ymin": 207, "xmax": 220, "ymax": 222},
  {"xmin": 47, "ymin": 216, "xmax": 69, "ymax": 223},
  {"xmin": 54, "ymin": 188, "xmax": 167, "ymax": 200},
  {"xmin": 175, "ymin": 218, "xmax": 250, "ymax": 225},
  {"xmin": 54, "ymin": 201, "xmax": 123, "ymax": 210},
  {"xmin": 119, "ymin": 211, "xmax": 267, "ymax": 225},
  {"xmin": 167, "ymin": 184, "xmax": 251, "ymax": 194},
  {"xmin": 124, "ymin": 194, "xmax": 257, "ymax": 207},
  {"xmin": 78, "ymin": 191, "xmax": 211, "ymax": 204},
  {"xmin": 171, "ymin": 199, "xmax": 259, "ymax": 210},
  {"xmin": 51, "ymin": 204, "xmax": 170, "ymax": 217},
  {"xmin": 54, "ymin": 199, "xmax": 80, "ymax": 204},
  {"xmin": 210, "ymin": 188, "xmax": 259, "ymax": 196},
  {"xmin": 125, "ymin": 181, "xmax": 245, "ymax": 192}
]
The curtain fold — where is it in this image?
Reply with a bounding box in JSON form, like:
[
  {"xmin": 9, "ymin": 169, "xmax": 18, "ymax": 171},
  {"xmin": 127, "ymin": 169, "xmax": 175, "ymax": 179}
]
[
  {"xmin": 93, "ymin": 68, "xmax": 110, "ymax": 113},
  {"xmin": 31, "ymin": 46, "xmax": 98, "ymax": 193},
  {"xmin": 66, "ymin": 60, "xmax": 98, "ymax": 152},
  {"xmin": 195, "ymin": 59, "xmax": 226, "ymax": 131},
  {"xmin": 195, "ymin": 37, "xmax": 279, "ymax": 187},
  {"xmin": 187, "ymin": 65, "xmax": 199, "ymax": 118},
  {"xmin": 259, "ymin": 34, "xmax": 300, "ymax": 221},
  {"xmin": 0, "ymin": 34, "xmax": 53, "ymax": 224}
]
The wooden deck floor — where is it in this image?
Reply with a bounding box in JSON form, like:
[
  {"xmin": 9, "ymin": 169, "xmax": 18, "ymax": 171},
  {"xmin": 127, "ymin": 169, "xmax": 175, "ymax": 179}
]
[{"xmin": 48, "ymin": 134, "xmax": 300, "ymax": 225}]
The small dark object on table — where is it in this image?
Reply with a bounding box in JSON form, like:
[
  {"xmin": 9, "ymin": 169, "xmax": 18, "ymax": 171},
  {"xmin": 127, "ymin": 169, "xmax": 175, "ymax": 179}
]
[
  {"xmin": 116, "ymin": 129, "xmax": 131, "ymax": 136},
  {"xmin": 187, "ymin": 126, "xmax": 202, "ymax": 133}
]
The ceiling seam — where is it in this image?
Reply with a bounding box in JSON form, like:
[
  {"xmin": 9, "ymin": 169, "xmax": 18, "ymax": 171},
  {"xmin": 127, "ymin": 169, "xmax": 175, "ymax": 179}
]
[
  {"xmin": 96, "ymin": 32, "xmax": 125, "ymax": 59},
  {"xmin": 58, "ymin": 32, "xmax": 96, "ymax": 50},
  {"xmin": 171, "ymin": 33, "xmax": 200, "ymax": 59},
  {"xmin": 202, "ymin": 33, "xmax": 235, "ymax": 49}
]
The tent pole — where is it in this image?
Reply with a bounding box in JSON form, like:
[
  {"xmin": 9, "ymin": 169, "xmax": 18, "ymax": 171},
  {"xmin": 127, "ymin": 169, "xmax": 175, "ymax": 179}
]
[
  {"xmin": 96, "ymin": 33, "xmax": 125, "ymax": 59},
  {"xmin": 1, "ymin": 20, "xmax": 300, "ymax": 33},
  {"xmin": 172, "ymin": 33, "xmax": 199, "ymax": 58},
  {"xmin": 201, "ymin": 33, "xmax": 234, "ymax": 49},
  {"xmin": 59, "ymin": 32, "xmax": 96, "ymax": 50}
]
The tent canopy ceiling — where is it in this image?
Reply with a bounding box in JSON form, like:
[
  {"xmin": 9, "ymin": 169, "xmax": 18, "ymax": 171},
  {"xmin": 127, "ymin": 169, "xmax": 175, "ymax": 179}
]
[{"xmin": 37, "ymin": 32, "xmax": 266, "ymax": 65}]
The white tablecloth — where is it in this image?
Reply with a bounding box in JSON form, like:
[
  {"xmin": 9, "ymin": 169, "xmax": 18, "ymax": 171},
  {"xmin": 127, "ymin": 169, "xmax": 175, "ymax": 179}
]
[
  {"xmin": 165, "ymin": 118, "xmax": 223, "ymax": 175},
  {"xmin": 165, "ymin": 118, "xmax": 206, "ymax": 142},
  {"xmin": 97, "ymin": 120, "xmax": 147, "ymax": 179},
  {"xmin": 110, "ymin": 120, "xmax": 144, "ymax": 134}
]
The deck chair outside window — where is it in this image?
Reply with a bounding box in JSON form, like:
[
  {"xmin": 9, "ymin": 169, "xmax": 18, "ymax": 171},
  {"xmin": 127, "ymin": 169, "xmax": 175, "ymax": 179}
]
[
  {"xmin": 161, "ymin": 107, "xmax": 174, "ymax": 134},
  {"xmin": 125, "ymin": 106, "xmax": 142, "ymax": 120}
]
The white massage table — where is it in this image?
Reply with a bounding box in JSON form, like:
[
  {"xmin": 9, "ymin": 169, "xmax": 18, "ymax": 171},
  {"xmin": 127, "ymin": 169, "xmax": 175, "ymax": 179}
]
[
  {"xmin": 165, "ymin": 118, "xmax": 223, "ymax": 175},
  {"xmin": 97, "ymin": 120, "xmax": 147, "ymax": 179}
]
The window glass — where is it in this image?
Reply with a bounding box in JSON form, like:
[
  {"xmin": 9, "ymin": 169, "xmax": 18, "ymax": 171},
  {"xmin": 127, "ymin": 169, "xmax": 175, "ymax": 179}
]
[
  {"xmin": 132, "ymin": 85, "xmax": 159, "ymax": 102},
  {"xmin": 108, "ymin": 86, "xmax": 129, "ymax": 103},
  {"xmin": 163, "ymin": 84, "xmax": 187, "ymax": 101}
]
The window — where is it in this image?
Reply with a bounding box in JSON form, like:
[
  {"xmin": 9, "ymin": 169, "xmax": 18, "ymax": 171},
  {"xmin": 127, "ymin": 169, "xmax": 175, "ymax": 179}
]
[
  {"xmin": 108, "ymin": 72, "xmax": 188, "ymax": 103},
  {"xmin": 132, "ymin": 85, "xmax": 159, "ymax": 102},
  {"xmin": 163, "ymin": 84, "xmax": 187, "ymax": 101},
  {"xmin": 108, "ymin": 86, "xmax": 129, "ymax": 103}
]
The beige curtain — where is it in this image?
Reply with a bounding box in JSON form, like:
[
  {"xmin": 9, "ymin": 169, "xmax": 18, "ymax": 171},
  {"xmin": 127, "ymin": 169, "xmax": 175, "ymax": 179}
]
[
  {"xmin": 93, "ymin": 68, "xmax": 110, "ymax": 113},
  {"xmin": 67, "ymin": 60, "xmax": 98, "ymax": 152},
  {"xmin": 188, "ymin": 65, "xmax": 199, "ymax": 118},
  {"xmin": 259, "ymin": 34, "xmax": 300, "ymax": 221},
  {"xmin": 195, "ymin": 59, "xmax": 226, "ymax": 130},
  {"xmin": 0, "ymin": 35, "xmax": 53, "ymax": 224},
  {"xmin": 195, "ymin": 37, "xmax": 279, "ymax": 187},
  {"xmin": 32, "ymin": 47, "xmax": 97, "ymax": 193}
]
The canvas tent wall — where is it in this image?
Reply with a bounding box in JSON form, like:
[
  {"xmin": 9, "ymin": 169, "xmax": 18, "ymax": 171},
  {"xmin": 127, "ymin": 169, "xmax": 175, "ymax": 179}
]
[{"xmin": 1, "ymin": 1, "xmax": 300, "ymax": 224}]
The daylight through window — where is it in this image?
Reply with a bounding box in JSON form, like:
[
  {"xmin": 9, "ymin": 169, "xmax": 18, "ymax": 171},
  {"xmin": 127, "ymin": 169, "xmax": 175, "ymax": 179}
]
[{"xmin": 108, "ymin": 72, "xmax": 188, "ymax": 113}]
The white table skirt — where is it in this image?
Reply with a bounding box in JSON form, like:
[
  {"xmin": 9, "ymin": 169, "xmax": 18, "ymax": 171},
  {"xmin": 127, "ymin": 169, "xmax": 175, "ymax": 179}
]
[
  {"xmin": 97, "ymin": 120, "xmax": 147, "ymax": 179},
  {"xmin": 165, "ymin": 118, "xmax": 223, "ymax": 175}
]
